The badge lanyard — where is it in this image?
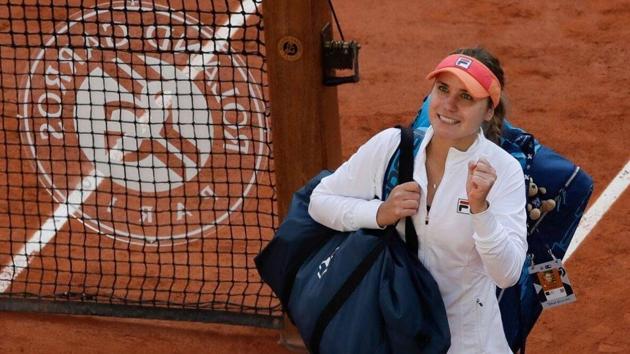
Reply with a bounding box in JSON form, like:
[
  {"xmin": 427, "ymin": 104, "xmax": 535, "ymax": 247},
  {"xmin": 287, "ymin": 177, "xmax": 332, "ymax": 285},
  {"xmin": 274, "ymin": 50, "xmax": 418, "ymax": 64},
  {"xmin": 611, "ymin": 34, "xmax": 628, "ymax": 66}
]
[{"xmin": 528, "ymin": 250, "xmax": 576, "ymax": 308}]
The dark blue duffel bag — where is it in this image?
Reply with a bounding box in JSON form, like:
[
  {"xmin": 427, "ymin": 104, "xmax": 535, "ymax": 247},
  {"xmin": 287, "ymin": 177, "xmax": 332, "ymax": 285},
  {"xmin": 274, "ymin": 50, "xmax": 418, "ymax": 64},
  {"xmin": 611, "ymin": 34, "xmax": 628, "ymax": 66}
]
[{"xmin": 255, "ymin": 127, "xmax": 450, "ymax": 354}]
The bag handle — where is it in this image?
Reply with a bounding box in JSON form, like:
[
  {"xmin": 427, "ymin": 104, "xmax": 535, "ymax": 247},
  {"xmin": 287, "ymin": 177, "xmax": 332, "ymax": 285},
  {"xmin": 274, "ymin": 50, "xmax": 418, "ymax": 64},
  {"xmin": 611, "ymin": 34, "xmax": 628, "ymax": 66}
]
[{"xmin": 397, "ymin": 125, "xmax": 420, "ymax": 257}]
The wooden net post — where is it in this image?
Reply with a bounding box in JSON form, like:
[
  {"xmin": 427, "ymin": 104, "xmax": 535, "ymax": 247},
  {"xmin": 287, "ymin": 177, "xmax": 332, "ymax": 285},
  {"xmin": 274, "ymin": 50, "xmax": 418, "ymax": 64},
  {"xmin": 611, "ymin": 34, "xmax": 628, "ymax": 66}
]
[{"xmin": 263, "ymin": 0, "xmax": 342, "ymax": 350}]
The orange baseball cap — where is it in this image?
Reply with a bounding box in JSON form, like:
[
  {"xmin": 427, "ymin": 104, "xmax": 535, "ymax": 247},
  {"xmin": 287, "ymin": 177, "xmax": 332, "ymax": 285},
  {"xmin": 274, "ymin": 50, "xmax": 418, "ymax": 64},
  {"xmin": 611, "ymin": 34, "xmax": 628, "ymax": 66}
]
[{"xmin": 426, "ymin": 54, "xmax": 501, "ymax": 108}]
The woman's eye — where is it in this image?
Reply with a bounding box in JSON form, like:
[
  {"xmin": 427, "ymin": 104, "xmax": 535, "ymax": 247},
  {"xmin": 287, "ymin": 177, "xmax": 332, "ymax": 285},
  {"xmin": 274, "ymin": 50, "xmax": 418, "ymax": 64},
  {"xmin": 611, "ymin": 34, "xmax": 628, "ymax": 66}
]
[
  {"xmin": 461, "ymin": 92, "xmax": 473, "ymax": 101},
  {"xmin": 438, "ymin": 85, "xmax": 448, "ymax": 93}
]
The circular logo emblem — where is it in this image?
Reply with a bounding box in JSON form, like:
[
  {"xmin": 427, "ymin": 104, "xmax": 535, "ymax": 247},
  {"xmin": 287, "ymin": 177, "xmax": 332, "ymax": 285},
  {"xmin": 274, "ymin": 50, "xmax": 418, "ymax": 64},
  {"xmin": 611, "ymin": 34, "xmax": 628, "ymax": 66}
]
[
  {"xmin": 19, "ymin": 2, "xmax": 268, "ymax": 246},
  {"xmin": 278, "ymin": 36, "xmax": 303, "ymax": 61}
]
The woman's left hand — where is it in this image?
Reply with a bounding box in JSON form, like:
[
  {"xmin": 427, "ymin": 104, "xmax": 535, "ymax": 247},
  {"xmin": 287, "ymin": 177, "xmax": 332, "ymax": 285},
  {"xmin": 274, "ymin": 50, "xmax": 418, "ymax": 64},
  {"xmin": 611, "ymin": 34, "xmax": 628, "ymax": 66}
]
[{"xmin": 466, "ymin": 157, "xmax": 496, "ymax": 213}]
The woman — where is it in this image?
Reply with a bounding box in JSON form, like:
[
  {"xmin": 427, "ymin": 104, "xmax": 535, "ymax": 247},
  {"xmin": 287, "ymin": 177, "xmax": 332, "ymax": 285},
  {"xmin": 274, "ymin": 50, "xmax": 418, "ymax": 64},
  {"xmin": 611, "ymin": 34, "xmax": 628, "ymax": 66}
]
[{"xmin": 308, "ymin": 47, "xmax": 527, "ymax": 353}]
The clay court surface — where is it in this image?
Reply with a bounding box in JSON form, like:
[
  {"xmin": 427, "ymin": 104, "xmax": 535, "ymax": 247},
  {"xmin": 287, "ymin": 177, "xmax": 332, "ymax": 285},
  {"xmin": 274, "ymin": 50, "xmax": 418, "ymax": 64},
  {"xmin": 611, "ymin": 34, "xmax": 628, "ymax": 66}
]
[{"xmin": 1, "ymin": 0, "xmax": 629, "ymax": 353}]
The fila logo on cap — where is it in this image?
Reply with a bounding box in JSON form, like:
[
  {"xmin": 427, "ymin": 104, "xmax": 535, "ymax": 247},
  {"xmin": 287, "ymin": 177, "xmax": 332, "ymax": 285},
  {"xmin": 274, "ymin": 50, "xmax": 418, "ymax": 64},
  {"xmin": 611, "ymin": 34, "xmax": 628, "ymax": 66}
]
[
  {"xmin": 457, "ymin": 198, "xmax": 470, "ymax": 214},
  {"xmin": 455, "ymin": 56, "xmax": 473, "ymax": 69}
]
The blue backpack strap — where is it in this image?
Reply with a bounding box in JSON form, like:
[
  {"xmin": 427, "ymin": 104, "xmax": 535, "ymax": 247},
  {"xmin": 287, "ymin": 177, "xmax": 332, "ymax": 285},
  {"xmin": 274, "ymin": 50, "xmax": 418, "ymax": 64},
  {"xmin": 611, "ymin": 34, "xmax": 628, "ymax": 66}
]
[
  {"xmin": 412, "ymin": 96, "xmax": 431, "ymax": 130},
  {"xmin": 382, "ymin": 127, "xmax": 425, "ymax": 200},
  {"xmin": 501, "ymin": 133, "xmax": 535, "ymax": 354}
]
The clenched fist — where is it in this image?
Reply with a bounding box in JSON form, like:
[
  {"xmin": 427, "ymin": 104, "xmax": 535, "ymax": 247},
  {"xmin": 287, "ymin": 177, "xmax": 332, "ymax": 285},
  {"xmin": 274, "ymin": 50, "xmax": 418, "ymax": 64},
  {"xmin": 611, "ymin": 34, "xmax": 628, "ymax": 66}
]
[
  {"xmin": 466, "ymin": 157, "xmax": 496, "ymax": 214},
  {"xmin": 376, "ymin": 181, "xmax": 421, "ymax": 227}
]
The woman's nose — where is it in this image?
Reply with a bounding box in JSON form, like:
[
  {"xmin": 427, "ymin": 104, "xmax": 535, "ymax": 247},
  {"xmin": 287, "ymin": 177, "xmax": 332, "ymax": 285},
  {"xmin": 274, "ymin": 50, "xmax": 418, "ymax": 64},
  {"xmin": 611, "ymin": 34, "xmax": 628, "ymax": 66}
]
[{"xmin": 443, "ymin": 93, "xmax": 458, "ymax": 111}]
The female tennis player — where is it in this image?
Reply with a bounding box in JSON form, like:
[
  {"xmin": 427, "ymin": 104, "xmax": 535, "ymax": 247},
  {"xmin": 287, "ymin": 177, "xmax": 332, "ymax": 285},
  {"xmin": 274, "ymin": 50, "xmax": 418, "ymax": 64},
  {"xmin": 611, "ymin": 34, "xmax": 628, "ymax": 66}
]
[{"xmin": 308, "ymin": 47, "xmax": 527, "ymax": 353}]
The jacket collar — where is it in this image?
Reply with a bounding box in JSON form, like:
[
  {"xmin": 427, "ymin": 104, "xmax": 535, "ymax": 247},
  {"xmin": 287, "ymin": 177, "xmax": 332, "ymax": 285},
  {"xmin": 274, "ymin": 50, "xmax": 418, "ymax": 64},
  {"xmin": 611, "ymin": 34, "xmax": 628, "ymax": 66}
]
[
  {"xmin": 414, "ymin": 126, "xmax": 488, "ymax": 188},
  {"xmin": 419, "ymin": 126, "xmax": 487, "ymax": 166}
]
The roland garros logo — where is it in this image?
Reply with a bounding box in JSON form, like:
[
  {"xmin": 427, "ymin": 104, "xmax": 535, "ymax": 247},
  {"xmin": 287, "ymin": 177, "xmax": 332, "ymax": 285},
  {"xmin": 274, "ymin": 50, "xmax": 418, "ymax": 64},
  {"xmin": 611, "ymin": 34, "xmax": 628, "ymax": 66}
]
[{"xmin": 19, "ymin": 1, "xmax": 267, "ymax": 246}]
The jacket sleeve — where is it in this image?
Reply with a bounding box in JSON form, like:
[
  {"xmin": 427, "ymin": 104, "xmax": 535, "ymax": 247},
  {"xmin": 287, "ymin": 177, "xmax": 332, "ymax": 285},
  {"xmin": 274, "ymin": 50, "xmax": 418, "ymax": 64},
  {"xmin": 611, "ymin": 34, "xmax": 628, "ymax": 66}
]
[
  {"xmin": 471, "ymin": 160, "xmax": 527, "ymax": 289},
  {"xmin": 308, "ymin": 128, "xmax": 400, "ymax": 232}
]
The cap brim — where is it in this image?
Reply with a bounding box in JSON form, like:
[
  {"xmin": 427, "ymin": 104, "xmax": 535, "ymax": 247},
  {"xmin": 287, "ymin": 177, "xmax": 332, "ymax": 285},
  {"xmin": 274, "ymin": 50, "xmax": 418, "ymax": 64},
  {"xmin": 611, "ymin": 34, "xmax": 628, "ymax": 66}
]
[{"xmin": 426, "ymin": 68, "xmax": 489, "ymax": 99}]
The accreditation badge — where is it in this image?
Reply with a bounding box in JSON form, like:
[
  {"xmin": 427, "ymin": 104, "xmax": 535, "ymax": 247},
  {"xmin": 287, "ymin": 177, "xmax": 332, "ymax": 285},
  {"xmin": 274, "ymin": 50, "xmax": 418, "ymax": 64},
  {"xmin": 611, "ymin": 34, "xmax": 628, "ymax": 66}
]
[{"xmin": 528, "ymin": 257, "xmax": 576, "ymax": 309}]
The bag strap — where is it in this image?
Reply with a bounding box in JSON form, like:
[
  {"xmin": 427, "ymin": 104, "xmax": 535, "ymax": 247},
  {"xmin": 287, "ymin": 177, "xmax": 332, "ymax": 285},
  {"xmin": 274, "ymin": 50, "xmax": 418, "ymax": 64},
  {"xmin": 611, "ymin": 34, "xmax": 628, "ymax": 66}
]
[
  {"xmin": 397, "ymin": 125, "xmax": 420, "ymax": 256},
  {"xmin": 382, "ymin": 128, "xmax": 424, "ymax": 199},
  {"xmin": 308, "ymin": 240, "xmax": 386, "ymax": 354}
]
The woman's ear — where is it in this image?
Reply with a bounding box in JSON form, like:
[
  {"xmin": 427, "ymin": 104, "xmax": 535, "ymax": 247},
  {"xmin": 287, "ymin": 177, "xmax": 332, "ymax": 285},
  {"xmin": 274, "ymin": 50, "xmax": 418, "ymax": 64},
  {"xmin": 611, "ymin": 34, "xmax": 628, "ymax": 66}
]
[{"xmin": 484, "ymin": 106, "xmax": 494, "ymax": 122}]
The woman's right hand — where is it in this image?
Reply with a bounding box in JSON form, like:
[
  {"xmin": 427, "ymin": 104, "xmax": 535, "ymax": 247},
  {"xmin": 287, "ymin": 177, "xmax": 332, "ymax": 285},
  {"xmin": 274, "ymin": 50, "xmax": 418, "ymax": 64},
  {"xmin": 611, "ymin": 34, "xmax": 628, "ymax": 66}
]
[{"xmin": 376, "ymin": 181, "xmax": 421, "ymax": 227}]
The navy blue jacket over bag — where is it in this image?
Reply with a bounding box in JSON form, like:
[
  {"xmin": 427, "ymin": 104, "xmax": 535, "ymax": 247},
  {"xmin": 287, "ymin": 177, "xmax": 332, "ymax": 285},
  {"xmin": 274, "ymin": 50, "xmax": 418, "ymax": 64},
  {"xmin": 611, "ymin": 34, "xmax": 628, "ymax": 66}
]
[{"xmin": 255, "ymin": 126, "xmax": 451, "ymax": 354}]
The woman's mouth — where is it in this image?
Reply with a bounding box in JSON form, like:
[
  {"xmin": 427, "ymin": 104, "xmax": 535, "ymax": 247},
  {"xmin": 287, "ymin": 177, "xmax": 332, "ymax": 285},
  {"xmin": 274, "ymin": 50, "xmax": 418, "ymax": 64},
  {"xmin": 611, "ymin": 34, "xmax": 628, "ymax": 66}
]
[{"xmin": 438, "ymin": 114, "xmax": 459, "ymax": 125}]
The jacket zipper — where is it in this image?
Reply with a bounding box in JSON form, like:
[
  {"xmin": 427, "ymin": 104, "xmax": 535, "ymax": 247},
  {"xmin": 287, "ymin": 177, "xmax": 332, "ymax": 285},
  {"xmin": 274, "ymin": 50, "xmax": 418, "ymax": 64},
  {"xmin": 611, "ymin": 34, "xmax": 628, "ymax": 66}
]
[
  {"xmin": 423, "ymin": 183, "xmax": 431, "ymax": 225},
  {"xmin": 426, "ymin": 164, "xmax": 447, "ymax": 226},
  {"xmin": 425, "ymin": 187, "xmax": 435, "ymax": 227}
]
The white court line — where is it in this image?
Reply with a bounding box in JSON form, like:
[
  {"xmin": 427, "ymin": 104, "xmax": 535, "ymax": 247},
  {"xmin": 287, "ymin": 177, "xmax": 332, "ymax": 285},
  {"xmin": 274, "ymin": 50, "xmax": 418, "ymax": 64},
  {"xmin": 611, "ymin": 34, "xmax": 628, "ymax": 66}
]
[
  {"xmin": 565, "ymin": 159, "xmax": 630, "ymax": 260},
  {"xmin": 188, "ymin": 0, "xmax": 261, "ymax": 76},
  {"xmin": 0, "ymin": 170, "xmax": 104, "ymax": 292},
  {"xmin": 0, "ymin": 1, "xmax": 260, "ymax": 293}
]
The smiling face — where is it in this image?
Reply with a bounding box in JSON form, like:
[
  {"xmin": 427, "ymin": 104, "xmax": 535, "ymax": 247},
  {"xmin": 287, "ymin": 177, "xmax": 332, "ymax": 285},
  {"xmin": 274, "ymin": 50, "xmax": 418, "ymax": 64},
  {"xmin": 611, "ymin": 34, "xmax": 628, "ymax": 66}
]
[{"xmin": 428, "ymin": 71, "xmax": 494, "ymax": 151}]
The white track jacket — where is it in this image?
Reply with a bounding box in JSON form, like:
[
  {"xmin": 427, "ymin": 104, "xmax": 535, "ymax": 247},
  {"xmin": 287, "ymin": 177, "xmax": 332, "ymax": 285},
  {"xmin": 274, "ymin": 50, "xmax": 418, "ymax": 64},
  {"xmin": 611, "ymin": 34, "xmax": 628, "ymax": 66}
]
[{"xmin": 309, "ymin": 127, "xmax": 527, "ymax": 354}]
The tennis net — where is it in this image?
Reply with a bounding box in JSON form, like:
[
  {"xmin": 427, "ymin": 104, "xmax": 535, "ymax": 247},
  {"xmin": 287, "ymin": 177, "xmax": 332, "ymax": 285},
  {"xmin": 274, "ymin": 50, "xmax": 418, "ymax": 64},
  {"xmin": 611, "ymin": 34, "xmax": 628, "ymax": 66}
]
[{"xmin": 0, "ymin": 0, "xmax": 281, "ymax": 326}]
